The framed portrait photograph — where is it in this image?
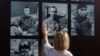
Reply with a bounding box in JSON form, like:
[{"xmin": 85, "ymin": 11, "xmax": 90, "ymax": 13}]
[
  {"xmin": 71, "ymin": 4, "xmax": 95, "ymax": 36},
  {"xmin": 10, "ymin": 1, "xmax": 39, "ymax": 36},
  {"xmin": 42, "ymin": 3, "xmax": 68, "ymax": 36}
]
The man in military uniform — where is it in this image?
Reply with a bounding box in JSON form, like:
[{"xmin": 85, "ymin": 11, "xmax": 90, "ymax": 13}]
[
  {"xmin": 11, "ymin": 6, "xmax": 38, "ymax": 36},
  {"xmin": 43, "ymin": 6, "xmax": 67, "ymax": 36},
  {"xmin": 71, "ymin": 4, "xmax": 93, "ymax": 36}
]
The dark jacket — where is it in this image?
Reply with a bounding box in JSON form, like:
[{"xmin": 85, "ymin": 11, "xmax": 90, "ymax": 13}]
[{"xmin": 71, "ymin": 14, "xmax": 93, "ymax": 36}]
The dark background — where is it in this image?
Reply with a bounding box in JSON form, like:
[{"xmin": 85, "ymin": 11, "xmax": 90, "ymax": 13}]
[{"xmin": 0, "ymin": 0, "xmax": 100, "ymax": 56}]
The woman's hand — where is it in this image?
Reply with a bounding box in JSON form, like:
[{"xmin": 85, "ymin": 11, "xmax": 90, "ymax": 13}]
[
  {"xmin": 42, "ymin": 24, "xmax": 49, "ymax": 43},
  {"xmin": 42, "ymin": 24, "xmax": 48, "ymax": 35}
]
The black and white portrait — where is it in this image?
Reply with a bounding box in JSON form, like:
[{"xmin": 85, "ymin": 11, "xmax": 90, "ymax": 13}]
[
  {"xmin": 10, "ymin": 1, "xmax": 39, "ymax": 36},
  {"xmin": 10, "ymin": 39, "xmax": 38, "ymax": 56},
  {"xmin": 71, "ymin": 4, "xmax": 94, "ymax": 36},
  {"xmin": 71, "ymin": 0, "xmax": 94, "ymax": 2},
  {"xmin": 42, "ymin": 3, "xmax": 68, "ymax": 36}
]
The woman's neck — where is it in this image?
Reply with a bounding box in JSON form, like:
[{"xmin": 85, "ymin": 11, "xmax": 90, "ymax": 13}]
[{"xmin": 57, "ymin": 50, "xmax": 66, "ymax": 53}]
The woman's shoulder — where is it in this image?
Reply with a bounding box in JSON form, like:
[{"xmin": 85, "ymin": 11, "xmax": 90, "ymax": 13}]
[{"xmin": 63, "ymin": 50, "xmax": 73, "ymax": 56}]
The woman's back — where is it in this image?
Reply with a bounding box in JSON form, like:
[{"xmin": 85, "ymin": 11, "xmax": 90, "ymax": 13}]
[
  {"xmin": 42, "ymin": 24, "xmax": 73, "ymax": 56},
  {"xmin": 44, "ymin": 43, "xmax": 73, "ymax": 56}
]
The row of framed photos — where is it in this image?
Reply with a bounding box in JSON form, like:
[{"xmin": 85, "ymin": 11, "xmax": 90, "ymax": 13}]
[
  {"xmin": 10, "ymin": 1, "xmax": 95, "ymax": 36},
  {"xmin": 11, "ymin": 0, "xmax": 94, "ymax": 2}
]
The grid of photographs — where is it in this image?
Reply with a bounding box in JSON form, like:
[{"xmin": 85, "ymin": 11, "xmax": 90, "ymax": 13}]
[{"xmin": 10, "ymin": 0, "xmax": 95, "ymax": 56}]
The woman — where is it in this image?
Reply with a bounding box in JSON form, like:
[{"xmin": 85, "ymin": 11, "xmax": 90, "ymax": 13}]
[{"xmin": 42, "ymin": 24, "xmax": 73, "ymax": 56}]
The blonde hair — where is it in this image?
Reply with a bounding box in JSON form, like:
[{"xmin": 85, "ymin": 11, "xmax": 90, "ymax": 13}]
[{"xmin": 53, "ymin": 31, "xmax": 70, "ymax": 52}]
